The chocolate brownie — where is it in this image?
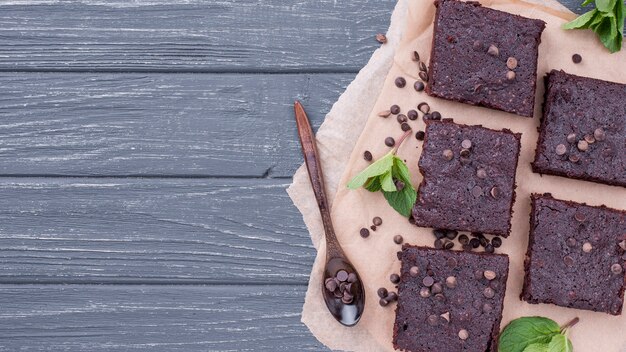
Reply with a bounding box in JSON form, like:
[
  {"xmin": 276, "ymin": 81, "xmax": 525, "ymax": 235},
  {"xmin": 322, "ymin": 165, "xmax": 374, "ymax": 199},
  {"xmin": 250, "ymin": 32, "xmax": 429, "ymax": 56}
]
[
  {"xmin": 426, "ymin": 0, "xmax": 546, "ymax": 117},
  {"xmin": 521, "ymin": 194, "xmax": 626, "ymax": 315},
  {"xmin": 532, "ymin": 70, "xmax": 626, "ymax": 187},
  {"xmin": 412, "ymin": 120, "xmax": 521, "ymax": 237},
  {"xmin": 393, "ymin": 246, "xmax": 509, "ymax": 352}
]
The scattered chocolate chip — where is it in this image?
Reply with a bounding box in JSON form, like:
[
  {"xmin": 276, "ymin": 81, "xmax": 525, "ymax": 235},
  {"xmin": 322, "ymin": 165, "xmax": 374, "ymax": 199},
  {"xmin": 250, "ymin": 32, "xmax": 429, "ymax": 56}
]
[
  {"xmin": 347, "ymin": 273, "xmax": 357, "ymax": 283},
  {"xmin": 492, "ymin": 237, "xmax": 502, "ymax": 248},
  {"xmin": 471, "ymin": 186, "xmax": 483, "ymax": 198},
  {"xmin": 413, "ymin": 81, "xmax": 425, "ymax": 92},
  {"xmin": 484, "ymin": 243, "xmax": 494, "ymax": 253},
  {"xmin": 417, "ymin": 102, "xmax": 430, "ymax": 114},
  {"xmin": 430, "ymin": 111, "xmax": 442, "ymax": 120},
  {"xmin": 372, "ymin": 217, "xmax": 383, "ymax": 226},
  {"xmin": 419, "ymin": 71, "xmax": 429, "ymax": 82},
  {"xmin": 566, "ymin": 133, "xmax": 577, "ymax": 144},
  {"xmin": 594, "ymin": 128, "xmax": 606, "ymax": 141},
  {"xmin": 325, "ymin": 278, "xmax": 338, "ymax": 292},
  {"xmin": 336, "ymin": 270, "xmax": 348, "ymax": 282},
  {"xmin": 431, "ymin": 283, "xmax": 443, "ymax": 294},
  {"xmin": 445, "ymin": 230, "xmax": 458, "ymax": 240},
  {"xmin": 359, "ymin": 228, "xmax": 370, "ymax": 238},
  {"xmin": 611, "ymin": 263, "xmax": 623, "ymax": 275},
  {"xmin": 396, "ymin": 114, "xmax": 407, "ymax": 124},
  {"xmin": 473, "ymin": 40, "xmax": 483, "ymax": 51},
  {"xmin": 433, "ymin": 229, "xmax": 447, "ymax": 239},
  {"xmin": 506, "ymin": 70, "xmax": 516, "ymax": 81},
  {"xmin": 401, "ymin": 122, "xmax": 411, "ymax": 132},
  {"xmin": 379, "ymin": 298, "xmax": 389, "ymax": 306},
  {"xmin": 386, "ymin": 291, "xmax": 398, "ymax": 302},
  {"xmin": 582, "ymin": 242, "xmax": 593, "ymax": 253},
  {"xmin": 458, "ymin": 329, "xmax": 469, "ymax": 340},
  {"xmin": 407, "ymin": 109, "xmax": 419, "ymax": 120},
  {"xmin": 422, "ymin": 113, "xmax": 432, "ymax": 122},
  {"xmin": 569, "ymin": 154, "xmax": 580, "ymax": 163},
  {"xmin": 443, "ymin": 149, "xmax": 454, "ymax": 161},
  {"xmin": 460, "ymin": 148, "xmax": 471, "ymax": 158},
  {"xmin": 409, "ymin": 266, "xmax": 420, "ymax": 277},
  {"xmin": 584, "ymin": 134, "xmax": 595, "ymax": 144},
  {"xmin": 375, "ymin": 33, "xmax": 387, "ymax": 44},
  {"xmin": 342, "ymin": 293, "xmax": 354, "ymax": 304},
  {"xmin": 377, "ymin": 287, "xmax": 388, "ymax": 298},
  {"xmin": 487, "ymin": 44, "xmax": 499, "ymax": 56},
  {"xmin": 395, "ymin": 180, "xmax": 405, "ymax": 190},
  {"xmin": 446, "ymin": 276, "xmax": 457, "ymax": 289},
  {"xmin": 444, "ymin": 241, "xmax": 454, "ymax": 250},
  {"xmin": 390, "ymin": 105, "xmax": 400, "ymax": 115},
  {"xmin": 385, "ymin": 137, "xmax": 395, "ymax": 147},
  {"xmin": 565, "ymin": 237, "xmax": 577, "ymax": 247},
  {"xmin": 363, "ymin": 150, "xmax": 373, "ymax": 161},
  {"xmin": 555, "ymin": 144, "xmax": 567, "ymax": 156},
  {"xmin": 370, "ymin": 225, "xmax": 377, "ymax": 231},
  {"xmin": 378, "ymin": 110, "xmax": 391, "ymax": 118},
  {"xmin": 461, "ymin": 139, "xmax": 472, "ymax": 149},
  {"xmin": 483, "ymin": 287, "xmax": 495, "ymax": 299},
  {"xmin": 484, "ymin": 270, "xmax": 497, "ymax": 280},
  {"xmin": 563, "ymin": 255, "xmax": 575, "ymax": 266},
  {"xmin": 488, "ymin": 186, "xmax": 501, "ymax": 199},
  {"xmin": 427, "ymin": 314, "xmax": 439, "ymax": 326},
  {"xmin": 419, "ymin": 61, "xmax": 428, "ymax": 72},
  {"xmin": 470, "ymin": 238, "xmax": 480, "ymax": 249},
  {"xmin": 572, "ymin": 53, "xmax": 582, "ymax": 64},
  {"xmin": 390, "ymin": 273, "xmax": 401, "ymax": 284},
  {"xmin": 415, "ymin": 130, "xmax": 425, "ymax": 141},
  {"xmin": 458, "ymin": 235, "xmax": 469, "ymax": 245},
  {"xmin": 506, "ymin": 57, "xmax": 518, "ymax": 70},
  {"xmin": 574, "ymin": 212, "xmax": 586, "ymax": 222},
  {"xmin": 393, "ymin": 235, "xmax": 404, "ymax": 244},
  {"xmin": 412, "ymin": 51, "xmax": 420, "ymax": 62},
  {"xmin": 420, "ymin": 287, "xmax": 431, "ymax": 298},
  {"xmin": 577, "ymin": 140, "xmax": 588, "ymax": 152},
  {"xmin": 395, "ymin": 77, "xmax": 407, "ymax": 88},
  {"xmin": 422, "ymin": 276, "xmax": 435, "ymax": 287},
  {"xmin": 476, "ymin": 168, "xmax": 487, "ymax": 179}
]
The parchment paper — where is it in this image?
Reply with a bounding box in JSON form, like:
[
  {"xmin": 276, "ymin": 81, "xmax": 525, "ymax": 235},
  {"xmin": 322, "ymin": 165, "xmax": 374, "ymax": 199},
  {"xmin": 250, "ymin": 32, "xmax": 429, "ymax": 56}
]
[{"xmin": 287, "ymin": 0, "xmax": 626, "ymax": 351}]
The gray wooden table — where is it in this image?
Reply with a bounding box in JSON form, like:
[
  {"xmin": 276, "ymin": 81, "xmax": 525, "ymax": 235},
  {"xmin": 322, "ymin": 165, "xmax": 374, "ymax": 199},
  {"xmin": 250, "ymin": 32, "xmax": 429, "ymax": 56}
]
[{"xmin": 0, "ymin": 0, "xmax": 586, "ymax": 350}]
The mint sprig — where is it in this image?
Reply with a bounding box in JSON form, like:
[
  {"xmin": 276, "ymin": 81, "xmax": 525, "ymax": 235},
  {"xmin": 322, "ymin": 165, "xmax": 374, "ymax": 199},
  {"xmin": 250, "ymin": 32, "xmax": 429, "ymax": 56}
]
[
  {"xmin": 563, "ymin": 0, "xmax": 625, "ymax": 53},
  {"xmin": 347, "ymin": 130, "xmax": 417, "ymax": 217},
  {"xmin": 498, "ymin": 316, "xmax": 579, "ymax": 352}
]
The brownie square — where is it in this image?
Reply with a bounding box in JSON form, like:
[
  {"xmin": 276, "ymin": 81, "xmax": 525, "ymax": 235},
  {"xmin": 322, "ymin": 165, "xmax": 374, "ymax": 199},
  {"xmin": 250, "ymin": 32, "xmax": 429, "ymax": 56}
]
[
  {"xmin": 393, "ymin": 246, "xmax": 509, "ymax": 352},
  {"xmin": 521, "ymin": 194, "xmax": 626, "ymax": 315},
  {"xmin": 532, "ymin": 70, "xmax": 626, "ymax": 187},
  {"xmin": 412, "ymin": 120, "xmax": 521, "ymax": 237},
  {"xmin": 426, "ymin": 0, "xmax": 546, "ymax": 117}
]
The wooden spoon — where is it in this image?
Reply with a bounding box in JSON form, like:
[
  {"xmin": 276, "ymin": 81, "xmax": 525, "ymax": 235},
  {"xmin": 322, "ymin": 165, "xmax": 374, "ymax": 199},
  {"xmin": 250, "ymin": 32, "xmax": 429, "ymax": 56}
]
[{"xmin": 294, "ymin": 100, "xmax": 365, "ymax": 326}]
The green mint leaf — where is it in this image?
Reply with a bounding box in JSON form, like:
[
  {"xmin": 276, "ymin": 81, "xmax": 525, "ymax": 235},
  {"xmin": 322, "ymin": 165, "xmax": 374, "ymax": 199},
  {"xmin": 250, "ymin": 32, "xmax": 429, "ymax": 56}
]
[
  {"xmin": 523, "ymin": 343, "xmax": 550, "ymax": 352},
  {"xmin": 363, "ymin": 177, "xmax": 382, "ymax": 192},
  {"xmin": 563, "ymin": 9, "xmax": 597, "ymax": 29},
  {"xmin": 582, "ymin": 0, "xmax": 595, "ymax": 6},
  {"xmin": 382, "ymin": 184, "xmax": 417, "ymax": 217},
  {"xmin": 498, "ymin": 317, "xmax": 561, "ymax": 352},
  {"xmin": 392, "ymin": 156, "xmax": 412, "ymax": 184},
  {"xmin": 547, "ymin": 334, "xmax": 574, "ymax": 352},
  {"xmin": 616, "ymin": 0, "xmax": 625, "ymax": 35},
  {"xmin": 347, "ymin": 153, "xmax": 394, "ymax": 189},
  {"xmin": 595, "ymin": 0, "xmax": 617, "ymax": 12},
  {"xmin": 380, "ymin": 171, "xmax": 397, "ymax": 192},
  {"xmin": 592, "ymin": 14, "xmax": 621, "ymax": 52}
]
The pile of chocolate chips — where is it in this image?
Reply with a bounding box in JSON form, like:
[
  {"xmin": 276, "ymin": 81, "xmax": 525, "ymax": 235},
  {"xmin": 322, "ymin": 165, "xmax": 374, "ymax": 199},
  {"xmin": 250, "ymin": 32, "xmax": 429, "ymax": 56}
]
[{"xmin": 325, "ymin": 270, "xmax": 357, "ymax": 304}]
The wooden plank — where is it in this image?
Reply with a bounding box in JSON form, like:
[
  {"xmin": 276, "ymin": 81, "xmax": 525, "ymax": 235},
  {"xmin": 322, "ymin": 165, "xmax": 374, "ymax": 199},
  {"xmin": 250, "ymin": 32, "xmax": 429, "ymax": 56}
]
[
  {"xmin": 0, "ymin": 72, "xmax": 351, "ymax": 177},
  {"xmin": 0, "ymin": 0, "xmax": 395, "ymax": 72},
  {"xmin": 0, "ymin": 284, "xmax": 325, "ymax": 351},
  {"xmin": 0, "ymin": 178, "xmax": 315, "ymax": 284}
]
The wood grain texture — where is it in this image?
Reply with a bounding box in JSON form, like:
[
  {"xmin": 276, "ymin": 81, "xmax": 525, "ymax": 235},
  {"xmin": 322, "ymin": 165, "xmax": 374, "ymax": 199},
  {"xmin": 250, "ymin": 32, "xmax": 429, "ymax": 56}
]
[
  {"xmin": 0, "ymin": 178, "xmax": 315, "ymax": 284},
  {"xmin": 0, "ymin": 72, "xmax": 351, "ymax": 177},
  {"xmin": 0, "ymin": 284, "xmax": 325, "ymax": 351},
  {"xmin": 0, "ymin": 0, "xmax": 395, "ymax": 72}
]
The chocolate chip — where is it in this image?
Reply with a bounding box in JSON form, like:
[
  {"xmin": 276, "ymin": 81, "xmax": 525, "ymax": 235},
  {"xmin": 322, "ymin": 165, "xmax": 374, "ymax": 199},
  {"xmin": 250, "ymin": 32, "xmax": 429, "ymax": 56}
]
[
  {"xmin": 372, "ymin": 217, "xmax": 383, "ymax": 226},
  {"xmin": 419, "ymin": 71, "xmax": 429, "ymax": 82},
  {"xmin": 487, "ymin": 44, "xmax": 499, "ymax": 56},
  {"xmin": 476, "ymin": 168, "xmax": 487, "ymax": 179},
  {"xmin": 431, "ymin": 283, "xmax": 443, "ymax": 294},
  {"xmin": 359, "ymin": 227, "xmax": 370, "ymax": 238},
  {"xmin": 385, "ymin": 137, "xmax": 395, "ymax": 147},
  {"xmin": 427, "ymin": 314, "xmax": 439, "ymax": 326},
  {"xmin": 442, "ymin": 149, "xmax": 454, "ymax": 161},
  {"xmin": 395, "ymin": 77, "xmax": 406, "ymax": 88},
  {"xmin": 440, "ymin": 312, "xmax": 450, "ymax": 322},
  {"xmin": 407, "ymin": 109, "xmax": 419, "ymax": 120},
  {"xmin": 506, "ymin": 70, "xmax": 516, "ymax": 81},
  {"xmin": 413, "ymin": 81, "xmax": 425, "ymax": 92},
  {"xmin": 375, "ymin": 33, "xmax": 387, "ymax": 44},
  {"xmin": 334, "ymin": 288, "xmax": 343, "ymax": 298},
  {"xmin": 415, "ymin": 130, "xmax": 425, "ymax": 141},
  {"xmin": 412, "ymin": 51, "xmax": 420, "ymax": 62},
  {"xmin": 422, "ymin": 276, "xmax": 434, "ymax": 287},
  {"xmin": 458, "ymin": 329, "xmax": 469, "ymax": 340},
  {"xmin": 470, "ymin": 238, "xmax": 480, "ymax": 249},
  {"xmin": 446, "ymin": 276, "xmax": 457, "ymax": 288},
  {"xmin": 619, "ymin": 240, "xmax": 626, "ymax": 251},
  {"xmin": 461, "ymin": 139, "xmax": 472, "ymax": 149},
  {"xmin": 566, "ymin": 133, "xmax": 577, "ymax": 144},
  {"xmin": 444, "ymin": 241, "xmax": 454, "ymax": 250},
  {"xmin": 574, "ymin": 212, "xmax": 586, "ymax": 222},
  {"xmin": 363, "ymin": 151, "xmax": 373, "ymax": 162},
  {"xmin": 434, "ymin": 239, "xmax": 443, "ymax": 249},
  {"xmin": 555, "ymin": 144, "xmax": 567, "ymax": 155},
  {"xmin": 434, "ymin": 293, "xmax": 446, "ymax": 302},
  {"xmin": 485, "ymin": 244, "xmax": 494, "ymax": 253},
  {"xmin": 458, "ymin": 235, "xmax": 469, "ymax": 245},
  {"xmin": 325, "ymin": 278, "xmax": 338, "ymax": 292},
  {"xmin": 506, "ymin": 57, "xmax": 518, "ymax": 70},
  {"xmin": 386, "ymin": 291, "xmax": 398, "ymax": 302},
  {"xmin": 582, "ymin": 242, "xmax": 593, "ymax": 253},
  {"xmin": 422, "ymin": 113, "xmax": 432, "ymax": 122},
  {"xmin": 433, "ymin": 229, "xmax": 446, "ymax": 239},
  {"xmin": 569, "ymin": 154, "xmax": 580, "ymax": 163},
  {"xmin": 566, "ymin": 237, "xmax": 577, "ymax": 247},
  {"xmin": 342, "ymin": 294, "xmax": 353, "ymax": 304},
  {"xmin": 492, "ymin": 237, "xmax": 502, "ymax": 248},
  {"xmin": 377, "ymin": 287, "xmax": 388, "ymax": 298},
  {"xmin": 347, "ymin": 273, "xmax": 357, "ymax": 283},
  {"xmin": 409, "ymin": 266, "xmax": 420, "ymax": 277},
  {"xmin": 418, "ymin": 61, "xmax": 427, "ymax": 72},
  {"xmin": 471, "ymin": 186, "xmax": 483, "ymax": 198},
  {"xmin": 336, "ymin": 270, "xmax": 348, "ymax": 282},
  {"xmin": 460, "ymin": 149, "xmax": 471, "ymax": 158},
  {"xmin": 473, "ymin": 40, "xmax": 483, "ymax": 51},
  {"xmin": 393, "ymin": 235, "xmax": 404, "ymax": 244},
  {"xmin": 483, "ymin": 287, "xmax": 495, "ymax": 298},
  {"xmin": 484, "ymin": 270, "xmax": 497, "ymax": 280},
  {"xmin": 370, "ymin": 225, "xmax": 377, "ymax": 231},
  {"xmin": 379, "ymin": 298, "xmax": 389, "ymax": 306},
  {"xmin": 390, "ymin": 273, "xmax": 400, "ymax": 284},
  {"xmin": 378, "ymin": 110, "xmax": 391, "ymax": 118},
  {"xmin": 572, "ymin": 53, "xmax": 582, "ymax": 64},
  {"xmin": 611, "ymin": 263, "xmax": 623, "ymax": 275},
  {"xmin": 396, "ymin": 114, "xmax": 407, "ymax": 124},
  {"xmin": 430, "ymin": 111, "xmax": 441, "ymax": 120},
  {"xmin": 563, "ymin": 255, "xmax": 575, "ymax": 266},
  {"xmin": 577, "ymin": 140, "xmax": 588, "ymax": 152},
  {"xmin": 446, "ymin": 230, "xmax": 458, "ymax": 240},
  {"xmin": 391, "ymin": 104, "xmax": 402, "ymax": 114},
  {"xmin": 584, "ymin": 134, "xmax": 595, "ymax": 144},
  {"xmin": 417, "ymin": 102, "xmax": 430, "ymax": 114},
  {"xmin": 594, "ymin": 128, "xmax": 606, "ymax": 141},
  {"xmin": 483, "ymin": 303, "xmax": 493, "ymax": 313},
  {"xmin": 420, "ymin": 287, "xmax": 431, "ymax": 298},
  {"xmin": 401, "ymin": 122, "xmax": 411, "ymax": 132},
  {"xmin": 395, "ymin": 180, "xmax": 405, "ymax": 191}
]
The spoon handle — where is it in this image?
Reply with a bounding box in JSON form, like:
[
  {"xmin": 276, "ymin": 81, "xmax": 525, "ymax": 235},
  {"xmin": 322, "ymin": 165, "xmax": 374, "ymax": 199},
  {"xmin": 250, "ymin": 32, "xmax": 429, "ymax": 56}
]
[{"xmin": 294, "ymin": 101, "xmax": 343, "ymax": 259}]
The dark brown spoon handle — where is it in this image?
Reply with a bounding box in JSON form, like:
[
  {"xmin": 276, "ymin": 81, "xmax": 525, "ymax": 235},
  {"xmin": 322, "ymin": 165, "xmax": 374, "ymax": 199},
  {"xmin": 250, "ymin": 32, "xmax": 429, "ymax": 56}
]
[{"xmin": 294, "ymin": 101, "xmax": 343, "ymax": 259}]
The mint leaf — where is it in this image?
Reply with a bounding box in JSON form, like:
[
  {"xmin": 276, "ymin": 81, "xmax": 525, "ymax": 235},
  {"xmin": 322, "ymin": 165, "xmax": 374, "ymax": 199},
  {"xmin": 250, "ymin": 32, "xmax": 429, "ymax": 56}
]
[
  {"xmin": 595, "ymin": 0, "xmax": 617, "ymax": 12},
  {"xmin": 617, "ymin": 0, "xmax": 625, "ymax": 35},
  {"xmin": 582, "ymin": 0, "xmax": 595, "ymax": 6},
  {"xmin": 592, "ymin": 14, "xmax": 621, "ymax": 52},
  {"xmin": 392, "ymin": 156, "xmax": 412, "ymax": 184},
  {"xmin": 563, "ymin": 0, "xmax": 624, "ymax": 52},
  {"xmin": 383, "ymin": 183, "xmax": 417, "ymax": 217},
  {"xmin": 563, "ymin": 9, "xmax": 597, "ymax": 29},
  {"xmin": 347, "ymin": 153, "xmax": 393, "ymax": 189},
  {"xmin": 380, "ymin": 171, "xmax": 396, "ymax": 192},
  {"xmin": 364, "ymin": 177, "xmax": 381, "ymax": 192},
  {"xmin": 523, "ymin": 343, "xmax": 550, "ymax": 352},
  {"xmin": 547, "ymin": 334, "xmax": 573, "ymax": 352},
  {"xmin": 498, "ymin": 317, "xmax": 561, "ymax": 352}
]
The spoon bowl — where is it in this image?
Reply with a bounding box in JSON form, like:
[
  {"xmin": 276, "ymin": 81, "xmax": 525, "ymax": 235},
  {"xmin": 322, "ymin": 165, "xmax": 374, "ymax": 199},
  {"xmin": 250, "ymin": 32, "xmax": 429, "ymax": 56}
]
[{"xmin": 321, "ymin": 257, "xmax": 366, "ymax": 326}]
